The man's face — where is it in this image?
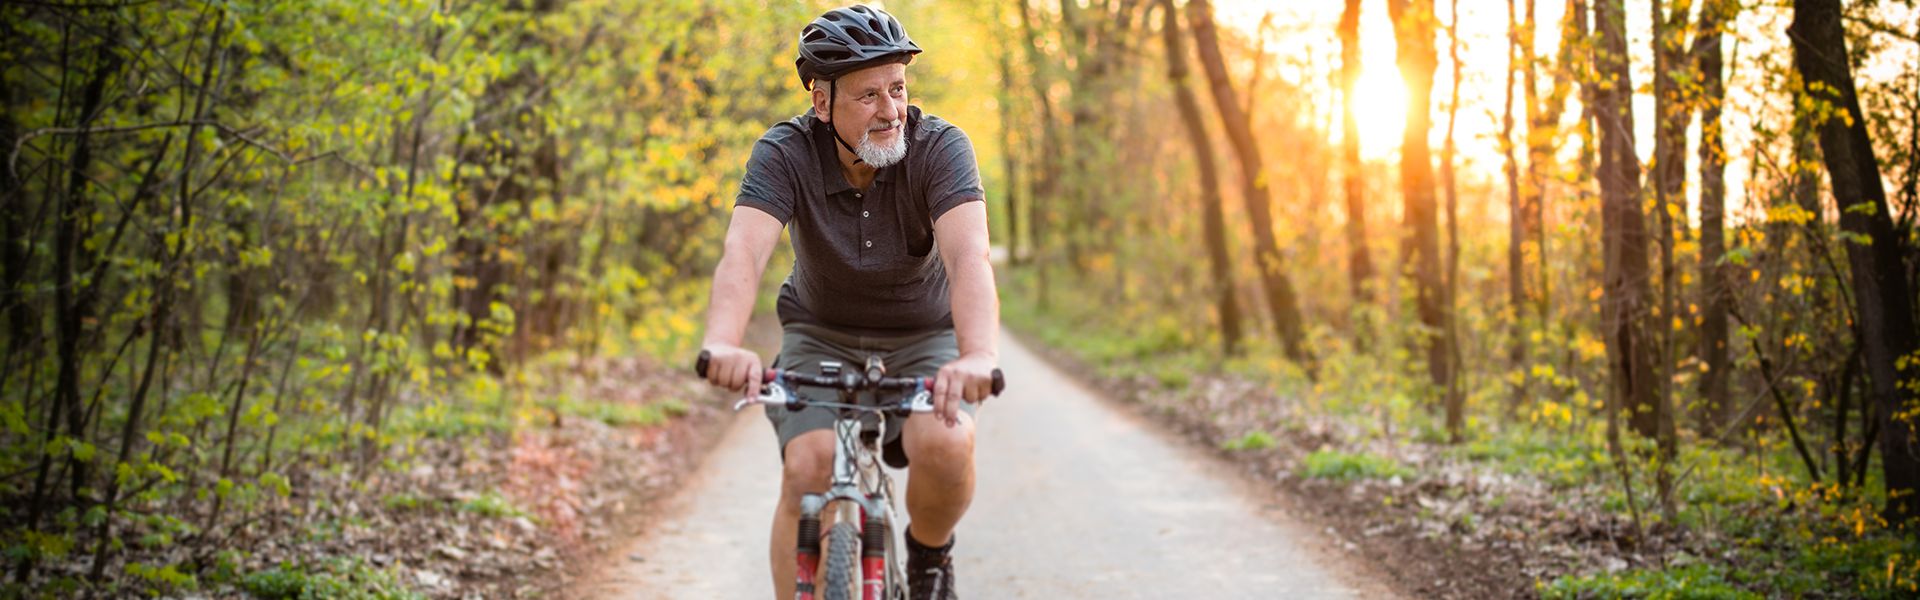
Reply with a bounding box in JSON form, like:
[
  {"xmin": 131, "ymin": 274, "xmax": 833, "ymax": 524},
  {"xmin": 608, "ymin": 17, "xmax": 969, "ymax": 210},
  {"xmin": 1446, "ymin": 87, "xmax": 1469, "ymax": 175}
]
[{"xmin": 815, "ymin": 62, "xmax": 909, "ymax": 167}]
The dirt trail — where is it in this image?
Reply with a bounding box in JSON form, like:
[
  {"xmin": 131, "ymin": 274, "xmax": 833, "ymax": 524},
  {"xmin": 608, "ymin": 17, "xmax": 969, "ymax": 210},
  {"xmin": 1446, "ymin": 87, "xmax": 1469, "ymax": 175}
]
[{"xmin": 575, "ymin": 329, "xmax": 1397, "ymax": 599}]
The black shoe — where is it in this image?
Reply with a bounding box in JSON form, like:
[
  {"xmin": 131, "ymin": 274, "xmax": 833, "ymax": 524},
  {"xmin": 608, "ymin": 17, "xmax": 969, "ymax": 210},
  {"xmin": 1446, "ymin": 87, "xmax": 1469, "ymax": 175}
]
[{"xmin": 905, "ymin": 527, "xmax": 956, "ymax": 600}]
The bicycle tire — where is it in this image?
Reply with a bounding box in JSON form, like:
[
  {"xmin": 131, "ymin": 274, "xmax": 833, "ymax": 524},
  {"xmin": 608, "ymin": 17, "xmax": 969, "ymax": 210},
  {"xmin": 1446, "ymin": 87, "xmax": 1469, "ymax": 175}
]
[{"xmin": 822, "ymin": 521, "xmax": 861, "ymax": 600}]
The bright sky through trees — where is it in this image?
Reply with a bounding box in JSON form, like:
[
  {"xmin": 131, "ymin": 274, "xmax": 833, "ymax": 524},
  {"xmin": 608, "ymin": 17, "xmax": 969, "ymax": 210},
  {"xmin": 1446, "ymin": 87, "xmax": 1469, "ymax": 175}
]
[{"xmin": 1208, "ymin": 0, "xmax": 1915, "ymax": 228}]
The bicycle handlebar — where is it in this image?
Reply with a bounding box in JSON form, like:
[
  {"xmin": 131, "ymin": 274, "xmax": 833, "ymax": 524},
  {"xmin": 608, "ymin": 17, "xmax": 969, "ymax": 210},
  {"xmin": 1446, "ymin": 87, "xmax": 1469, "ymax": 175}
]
[{"xmin": 695, "ymin": 350, "xmax": 1006, "ymax": 397}]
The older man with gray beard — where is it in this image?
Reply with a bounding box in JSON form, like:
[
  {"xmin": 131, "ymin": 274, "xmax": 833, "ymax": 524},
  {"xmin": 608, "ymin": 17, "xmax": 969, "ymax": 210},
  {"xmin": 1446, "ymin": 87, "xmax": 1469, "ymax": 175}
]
[{"xmin": 696, "ymin": 5, "xmax": 999, "ymax": 600}]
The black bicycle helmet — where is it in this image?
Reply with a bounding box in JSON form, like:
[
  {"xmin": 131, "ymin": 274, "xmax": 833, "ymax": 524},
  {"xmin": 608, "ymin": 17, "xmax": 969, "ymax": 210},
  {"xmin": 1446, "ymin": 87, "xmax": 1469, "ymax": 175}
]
[{"xmin": 795, "ymin": 5, "xmax": 922, "ymax": 90}]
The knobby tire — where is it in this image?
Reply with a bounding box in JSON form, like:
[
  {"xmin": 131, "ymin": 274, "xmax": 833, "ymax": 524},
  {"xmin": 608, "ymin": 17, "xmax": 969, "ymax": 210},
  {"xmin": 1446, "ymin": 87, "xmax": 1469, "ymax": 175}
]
[{"xmin": 822, "ymin": 521, "xmax": 861, "ymax": 600}]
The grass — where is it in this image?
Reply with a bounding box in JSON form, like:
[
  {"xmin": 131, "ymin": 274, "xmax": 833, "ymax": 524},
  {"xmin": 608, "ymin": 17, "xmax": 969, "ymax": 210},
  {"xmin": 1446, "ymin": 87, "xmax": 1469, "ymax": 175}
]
[
  {"xmin": 1300, "ymin": 449, "xmax": 1411, "ymax": 481},
  {"xmin": 1221, "ymin": 430, "xmax": 1277, "ymax": 451},
  {"xmin": 242, "ymin": 557, "xmax": 425, "ymax": 600},
  {"xmin": 459, "ymin": 491, "xmax": 530, "ymax": 520}
]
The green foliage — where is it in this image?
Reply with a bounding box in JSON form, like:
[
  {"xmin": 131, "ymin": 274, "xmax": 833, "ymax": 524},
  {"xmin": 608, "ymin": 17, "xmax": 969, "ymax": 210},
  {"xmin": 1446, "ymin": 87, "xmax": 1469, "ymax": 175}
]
[
  {"xmin": 1541, "ymin": 563, "xmax": 1760, "ymax": 600},
  {"xmin": 459, "ymin": 491, "xmax": 529, "ymax": 520},
  {"xmin": 242, "ymin": 558, "xmax": 425, "ymax": 600},
  {"xmin": 1300, "ymin": 449, "xmax": 1411, "ymax": 481},
  {"xmin": 1221, "ymin": 430, "xmax": 1277, "ymax": 451}
]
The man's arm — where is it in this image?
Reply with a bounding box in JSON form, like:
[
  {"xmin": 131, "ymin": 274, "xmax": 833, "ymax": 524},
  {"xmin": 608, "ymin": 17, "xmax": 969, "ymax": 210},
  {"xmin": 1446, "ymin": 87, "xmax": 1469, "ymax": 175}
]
[
  {"xmin": 701, "ymin": 206, "xmax": 784, "ymax": 399},
  {"xmin": 932, "ymin": 201, "xmax": 999, "ymax": 424}
]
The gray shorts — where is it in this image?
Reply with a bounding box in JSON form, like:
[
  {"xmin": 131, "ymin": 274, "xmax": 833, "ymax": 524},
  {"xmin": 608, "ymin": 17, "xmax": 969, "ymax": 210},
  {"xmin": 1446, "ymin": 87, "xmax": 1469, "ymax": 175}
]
[{"xmin": 765, "ymin": 322, "xmax": 973, "ymax": 467}]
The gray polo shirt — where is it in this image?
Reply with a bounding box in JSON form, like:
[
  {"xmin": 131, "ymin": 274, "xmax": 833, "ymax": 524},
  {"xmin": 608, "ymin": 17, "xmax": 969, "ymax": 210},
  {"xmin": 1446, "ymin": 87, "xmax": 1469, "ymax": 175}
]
[{"xmin": 735, "ymin": 105, "xmax": 984, "ymax": 336}]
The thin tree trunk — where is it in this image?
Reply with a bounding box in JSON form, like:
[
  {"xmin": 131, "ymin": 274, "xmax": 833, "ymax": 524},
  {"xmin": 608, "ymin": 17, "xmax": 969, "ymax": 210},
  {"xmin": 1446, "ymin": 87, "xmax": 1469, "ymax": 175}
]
[
  {"xmin": 1535, "ymin": 0, "xmax": 1573, "ymax": 312},
  {"xmin": 1387, "ymin": 0, "xmax": 1451, "ymax": 407},
  {"xmin": 1441, "ymin": 0, "xmax": 1464, "ymax": 441},
  {"xmin": 1339, "ymin": 0, "xmax": 1376, "ymax": 322},
  {"xmin": 1695, "ymin": 0, "xmax": 1732, "ymax": 436},
  {"xmin": 1505, "ymin": 0, "xmax": 1529, "ymax": 413},
  {"xmin": 1160, "ymin": 0, "xmax": 1242, "ymax": 356},
  {"xmin": 1790, "ymin": 0, "xmax": 1920, "ymax": 524},
  {"xmin": 997, "ymin": 48, "xmax": 1023, "ymax": 267},
  {"xmin": 1187, "ymin": 0, "xmax": 1314, "ymax": 369},
  {"xmin": 1649, "ymin": 0, "xmax": 1690, "ymax": 497},
  {"xmin": 54, "ymin": 24, "xmax": 122, "ymax": 501}
]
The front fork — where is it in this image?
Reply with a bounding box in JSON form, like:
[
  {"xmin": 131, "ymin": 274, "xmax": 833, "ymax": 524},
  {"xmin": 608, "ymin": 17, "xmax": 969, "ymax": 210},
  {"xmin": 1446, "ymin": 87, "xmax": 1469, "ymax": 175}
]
[
  {"xmin": 794, "ymin": 495, "xmax": 892, "ymax": 600},
  {"xmin": 797, "ymin": 416, "xmax": 894, "ymax": 600}
]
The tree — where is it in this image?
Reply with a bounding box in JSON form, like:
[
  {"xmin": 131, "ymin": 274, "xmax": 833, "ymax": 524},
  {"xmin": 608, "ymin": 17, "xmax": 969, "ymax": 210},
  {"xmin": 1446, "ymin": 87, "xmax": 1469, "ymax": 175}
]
[
  {"xmin": 1694, "ymin": 0, "xmax": 1733, "ymax": 435},
  {"xmin": 1440, "ymin": 0, "xmax": 1466, "ymax": 440},
  {"xmin": 1649, "ymin": 0, "xmax": 1690, "ymax": 468},
  {"xmin": 1593, "ymin": 0, "xmax": 1664, "ymax": 515},
  {"xmin": 1339, "ymin": 0, "xmax": 1376, "ymax": 316},
  {"xmin": 1790, "ymin": 0, "xmax": 1920, "ymax": 524},
  {"xmin": 1386, "ymin": 0, "xmax": 1453, "ymax": 415},
  {"xmin": 1186, "ymin": 0, "xmax": 1313, "ymax": 368},
  {"xmin": 1159, "ymin": 0, "xmax": 1243, "ymax": 356},
  {"xmin": 1504, "ymin": 0, "xmax": 1527, "ymax": 411}
]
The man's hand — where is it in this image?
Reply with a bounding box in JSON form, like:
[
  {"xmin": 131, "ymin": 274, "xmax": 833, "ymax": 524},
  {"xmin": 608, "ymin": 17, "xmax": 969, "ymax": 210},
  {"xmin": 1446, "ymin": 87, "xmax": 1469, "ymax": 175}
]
[
  {"xmin": 702, "ymin": 343, "xmax": 765, "ymax": 400},
  {"xmin": 932, "ymin": 352, "xmax": 997, "ymax": 427}
]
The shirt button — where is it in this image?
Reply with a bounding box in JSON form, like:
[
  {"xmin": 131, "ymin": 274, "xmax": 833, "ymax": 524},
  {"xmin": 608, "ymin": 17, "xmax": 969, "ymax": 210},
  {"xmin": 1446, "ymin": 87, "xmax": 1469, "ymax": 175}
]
[
  {"xmin": 864, "ymin": 240, "xmax": 873, "ymax": 248},
  {"xmin": 854, "ymin": 193, "xmax": 862, "ymax": 199},
  {"xmin": 862, "ymin": 210, "xmax": 870, "ymax": 218}
]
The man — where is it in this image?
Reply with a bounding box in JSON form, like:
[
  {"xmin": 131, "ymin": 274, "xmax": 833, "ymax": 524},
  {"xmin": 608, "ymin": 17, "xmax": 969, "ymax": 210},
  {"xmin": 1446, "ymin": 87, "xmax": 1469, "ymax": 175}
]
[{"xmin": 697, "ymin": 5, "xmax": 999, "ymax": 599}]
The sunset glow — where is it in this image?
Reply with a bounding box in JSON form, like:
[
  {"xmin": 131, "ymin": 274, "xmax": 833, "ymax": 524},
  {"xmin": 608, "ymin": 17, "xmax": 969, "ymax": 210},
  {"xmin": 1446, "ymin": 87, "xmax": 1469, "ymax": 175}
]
[{"xmin": 1351, "ymin": 63, "xmax": 1409, "ymax": 160}]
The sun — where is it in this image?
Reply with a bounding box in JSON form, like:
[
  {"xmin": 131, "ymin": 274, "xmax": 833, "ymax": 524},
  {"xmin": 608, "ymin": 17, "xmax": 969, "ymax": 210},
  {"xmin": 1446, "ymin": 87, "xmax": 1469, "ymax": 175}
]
[
  {"xmin": 1350, "ymin": 0, "xmax": 1409, "ymax": 161},
  {"xmin": 1351, "ymin": 68, "xmax": 1409, "ymax": 160}
]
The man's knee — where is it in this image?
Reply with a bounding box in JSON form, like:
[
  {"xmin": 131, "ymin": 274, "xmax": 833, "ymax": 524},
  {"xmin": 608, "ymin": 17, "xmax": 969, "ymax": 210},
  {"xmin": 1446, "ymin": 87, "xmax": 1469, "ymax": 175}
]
[
  {"xmin": 904, "ymin": 414, "xmax": 974, "ymax": 473},
  {"xmin": 780, "ymin": 429, "xmax": 835, "ymax": 502}
]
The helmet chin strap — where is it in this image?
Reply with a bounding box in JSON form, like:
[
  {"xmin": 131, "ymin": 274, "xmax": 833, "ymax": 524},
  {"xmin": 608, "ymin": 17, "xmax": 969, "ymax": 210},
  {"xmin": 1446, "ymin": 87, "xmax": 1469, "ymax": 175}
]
[{"xmin": 828, "ymin": 79, "xmax": 864, "ymax": 165}]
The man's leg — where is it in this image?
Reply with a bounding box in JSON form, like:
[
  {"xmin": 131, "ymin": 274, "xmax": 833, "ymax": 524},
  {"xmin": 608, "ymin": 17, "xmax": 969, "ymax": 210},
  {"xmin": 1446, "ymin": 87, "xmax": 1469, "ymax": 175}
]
[
  {"xmin": 901, "ymin": 411, "xmax": 975, "ymax": 547},
  {"xmin": 772, "ymin": 429, "xmax": 835, "ymax": 600}
]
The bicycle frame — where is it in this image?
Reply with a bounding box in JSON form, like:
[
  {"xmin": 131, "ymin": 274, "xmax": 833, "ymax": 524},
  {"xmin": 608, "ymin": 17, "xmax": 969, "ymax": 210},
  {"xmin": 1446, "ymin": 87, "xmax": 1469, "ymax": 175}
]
[{"xmin": 776, "ymin": 382, "xmax": 907, "ymax": 600}]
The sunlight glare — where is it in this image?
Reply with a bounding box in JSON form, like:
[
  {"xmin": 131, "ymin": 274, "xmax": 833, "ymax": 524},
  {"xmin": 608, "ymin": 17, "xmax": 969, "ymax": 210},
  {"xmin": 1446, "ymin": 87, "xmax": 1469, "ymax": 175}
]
[{"xmin": 1352, "ymin": 67, "xmax": 1408, "ymax": 160}]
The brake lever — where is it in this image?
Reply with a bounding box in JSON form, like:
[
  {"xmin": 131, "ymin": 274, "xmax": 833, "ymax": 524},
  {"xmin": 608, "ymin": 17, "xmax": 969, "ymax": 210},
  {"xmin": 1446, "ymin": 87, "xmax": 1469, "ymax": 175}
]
[
  {"xmin": 732, "ymin": 384, "xmax": 790, "ymax": 412},
  {"xmin": 906, "ymin": 389, "xmax": 935, "ymax": 413}
]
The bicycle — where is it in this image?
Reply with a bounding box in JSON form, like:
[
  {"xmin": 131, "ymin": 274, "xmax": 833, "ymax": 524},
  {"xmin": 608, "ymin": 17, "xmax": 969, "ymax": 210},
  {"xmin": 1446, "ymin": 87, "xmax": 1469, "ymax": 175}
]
[{"xmin": 695, "ymin": 351, "xmax": 1003, "ymax": 600}]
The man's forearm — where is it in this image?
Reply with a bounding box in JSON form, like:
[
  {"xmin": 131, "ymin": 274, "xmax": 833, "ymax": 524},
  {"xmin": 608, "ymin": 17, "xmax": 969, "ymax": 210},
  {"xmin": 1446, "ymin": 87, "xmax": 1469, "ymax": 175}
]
[
  {"xmin": 702, "ymin": 251, "xmax": 762, "ymax": 347},
  {"xmin": 948, "ymin": 255, "xmax": 999, "ymax": 360}
]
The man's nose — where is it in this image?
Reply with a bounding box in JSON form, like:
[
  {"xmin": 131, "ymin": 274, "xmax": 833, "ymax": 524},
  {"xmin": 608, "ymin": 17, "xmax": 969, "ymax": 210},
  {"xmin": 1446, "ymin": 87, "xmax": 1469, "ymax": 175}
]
[{"xmin": 877, "ymin": 94, "xmax": 903, "ymax": 122}]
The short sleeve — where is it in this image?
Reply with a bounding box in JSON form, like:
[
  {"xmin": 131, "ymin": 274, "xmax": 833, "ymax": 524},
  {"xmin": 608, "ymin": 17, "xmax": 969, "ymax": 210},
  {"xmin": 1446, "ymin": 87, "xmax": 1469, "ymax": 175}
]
[
  {"xmin": 923, "ymin": 126, "xmax": 984, "ymax": 222},
  {"xmin": 736, "ymin": 137, "xmax": 796, "ymax": 224}
]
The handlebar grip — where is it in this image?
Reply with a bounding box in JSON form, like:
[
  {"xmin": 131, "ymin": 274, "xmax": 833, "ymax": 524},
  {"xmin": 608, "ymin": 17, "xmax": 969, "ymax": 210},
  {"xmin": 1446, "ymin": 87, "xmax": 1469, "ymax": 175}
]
[
  {"xmin": 917, "ymin": 370, "xmax": 1008, "ymax": 396},
  {"xmin": 697, "ymin": 350, "xmax": 780, "ymax": 385}
]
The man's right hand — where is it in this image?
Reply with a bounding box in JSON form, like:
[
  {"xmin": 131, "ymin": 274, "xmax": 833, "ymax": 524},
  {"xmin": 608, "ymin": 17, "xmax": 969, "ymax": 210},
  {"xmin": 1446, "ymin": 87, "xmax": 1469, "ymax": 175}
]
[{"xmin": 701, "ymin": 343, "xmax": 764, "ymax": 400}]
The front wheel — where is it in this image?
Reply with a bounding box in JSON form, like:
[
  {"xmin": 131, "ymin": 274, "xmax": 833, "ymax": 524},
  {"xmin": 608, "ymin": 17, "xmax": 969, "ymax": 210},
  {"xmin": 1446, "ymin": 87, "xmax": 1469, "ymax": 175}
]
[{"xmin": 822, "ymin": 521, "xmax": 861, "ymax": 600}]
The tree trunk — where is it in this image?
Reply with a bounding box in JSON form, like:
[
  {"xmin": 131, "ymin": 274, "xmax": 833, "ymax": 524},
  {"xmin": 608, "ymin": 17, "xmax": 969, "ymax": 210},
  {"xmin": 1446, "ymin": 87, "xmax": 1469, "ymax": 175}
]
[
  {"xmin": 1790, "ymin": 0, "xmax": 1920, "ymax": 524},
  {"xmin": 1695, "ymin": 0, "xmax": 1732, "ymax": 436},
  {"xmin": 1505, "ymin": 0, "xmax": 1529, "ymax": 412},
  {"xmin": 1016, "ymin": 0, "xmax": 1060, "ymax": 309},
  {"xmin": 1160, "ymin": 0, "xmax": 1242, "ymax": 356},
  {"xmin": 1594, "ymin": 0, "xmax": 1659, "ymax": 454},
  {"xmin": 1649, "ymin": 0, "xmax": 1689, "ymax": 483},
  {"xmin": 1441, "ymin": 0, "xmax": 1465, "ymax": 440},
  {"xmin": 1339, "ymin": 0, "xmax": 1376, "ymax": 317},
  {"xmin": 1186, "ymin": 0, "xmax": 1313, "ymax": 369},
  {"xmin": 1387, "ymin": 0, "xmax": 1451, "ymax": 407},
  {"xmin": 997, "ymin": 48, "xmax": 1023, "ymax": 267}
]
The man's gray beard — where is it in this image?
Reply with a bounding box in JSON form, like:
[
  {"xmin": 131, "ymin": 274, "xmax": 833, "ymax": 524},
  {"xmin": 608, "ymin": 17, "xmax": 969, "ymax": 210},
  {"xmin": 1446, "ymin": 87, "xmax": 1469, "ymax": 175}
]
[{"xmin": 855, "ymin": 121, "xmax": 907, "ymax": 168}]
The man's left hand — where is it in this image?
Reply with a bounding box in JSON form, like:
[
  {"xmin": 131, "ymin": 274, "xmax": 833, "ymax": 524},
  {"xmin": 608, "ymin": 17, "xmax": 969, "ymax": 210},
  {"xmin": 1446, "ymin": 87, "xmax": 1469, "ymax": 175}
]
[{"xmin": 932, "ymin": 353, "xmax": 997, "ymax": 427}]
